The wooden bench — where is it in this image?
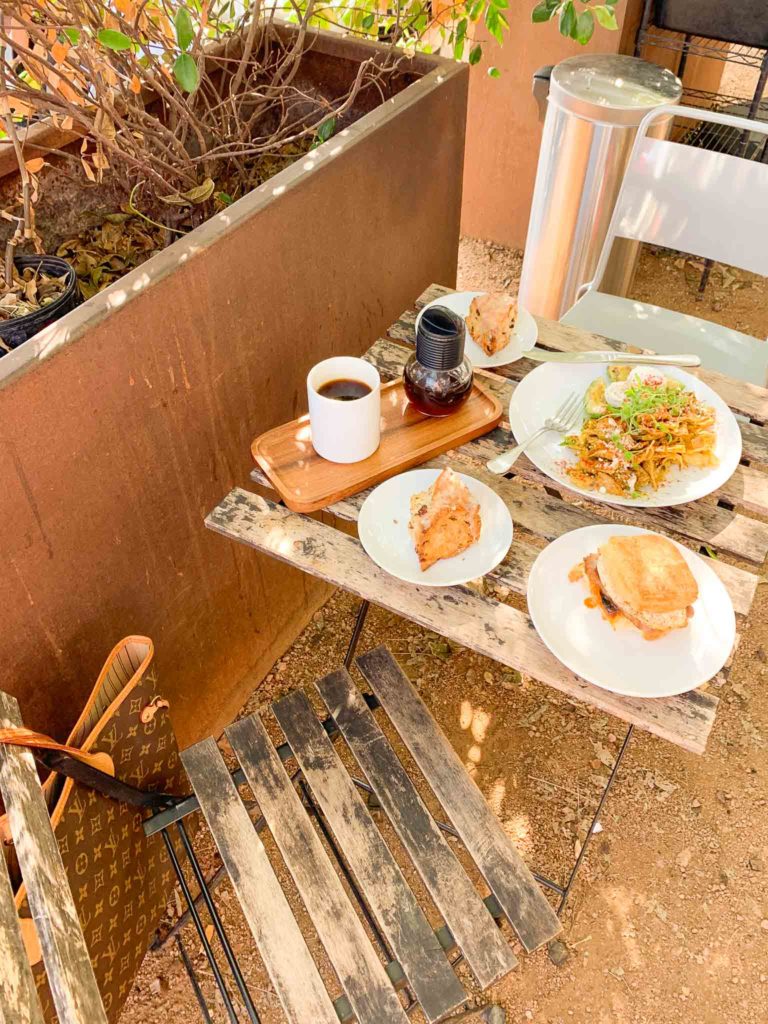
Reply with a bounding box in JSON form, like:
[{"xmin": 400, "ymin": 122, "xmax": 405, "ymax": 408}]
[
  {"xmin": 164, "ymin": 646, "xmax": 560, "ymax": 1023},
  {"xmin": 0, "ymin": 692, "xmax": 108, "ymax": 1024}
]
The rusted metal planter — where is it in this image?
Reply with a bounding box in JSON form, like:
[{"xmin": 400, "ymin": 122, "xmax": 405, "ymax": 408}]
[{"xmin": 0, "ymin": 31, "xmax": 468, "ymax": 745}]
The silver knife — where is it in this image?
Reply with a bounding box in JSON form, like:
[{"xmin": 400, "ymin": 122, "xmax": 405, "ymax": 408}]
[{"xmin": 522, "ymin": 348, "xmax": 701, "ymax": 367}]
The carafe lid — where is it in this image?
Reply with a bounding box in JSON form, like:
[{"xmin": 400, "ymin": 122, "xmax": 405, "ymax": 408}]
[
  {"xmin": 551, "ymin": 54, "xmax": 682, "ymax": 125},
  {"xmin": 416, "ymin": 306, "xmax": 465, "ymax": 371}
]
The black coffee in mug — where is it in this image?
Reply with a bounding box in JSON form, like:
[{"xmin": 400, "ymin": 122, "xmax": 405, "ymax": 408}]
[{"xmin": 317, "ymin": 378, "xmax": 372, "ymax": 401}]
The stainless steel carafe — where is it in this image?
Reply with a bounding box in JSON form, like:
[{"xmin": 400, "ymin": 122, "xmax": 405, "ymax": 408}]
[{"xmin": 518, "ymin": 54, "xmax": 682, "ymax": 321}]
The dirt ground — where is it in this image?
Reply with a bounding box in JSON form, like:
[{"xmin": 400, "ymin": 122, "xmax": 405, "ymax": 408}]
[{"xmin": 120, "ymin": 237, "xmax": 768, "ymax": 1024}]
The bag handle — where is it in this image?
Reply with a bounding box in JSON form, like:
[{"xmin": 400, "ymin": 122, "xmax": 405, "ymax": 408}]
[
  {"xmin": 0, "ymin": 729, "xmax": 176, "ymax": 810},
  {"xmin": 0, "ymin": 728, "xmax": 115, "ymax": 776}
]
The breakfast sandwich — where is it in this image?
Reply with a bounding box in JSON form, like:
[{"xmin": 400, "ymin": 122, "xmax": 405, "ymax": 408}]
[
  {"xmin": 465, "ymin": 292, "xmax": 518, "ymax": 356},
  {"xmin": 409, "ymin": 468, "xmax": 481, "ymax": 571},
  {"xmin": 574, "ymin": 533, "xmax": 698, "ymax": 640}
]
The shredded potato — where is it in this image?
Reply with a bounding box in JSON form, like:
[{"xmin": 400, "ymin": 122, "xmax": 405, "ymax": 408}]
[{"xmin": 562, "ymin": 373, "xmax": 718, "ymax": 498}]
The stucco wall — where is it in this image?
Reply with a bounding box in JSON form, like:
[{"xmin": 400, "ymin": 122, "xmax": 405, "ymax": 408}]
[{"xmin": 0, "ymin": 41, "xmax": 468, "ymax": 746}]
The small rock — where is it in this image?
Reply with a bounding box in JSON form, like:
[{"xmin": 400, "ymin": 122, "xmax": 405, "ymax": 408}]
[
  {"xmin": 761, "ymin": 919, "xmax": 768, "ymax": 931},
  {"xmin": 691, "ymin": 798, "xmax": 702, "ymax": 809},
  {"xmin": 676, "ymin": 848, "xmax": 692, "ymax": 870},
  {"xmin": 483, "ymin": 671, "xmax": 494, "ymax": 684},
  {"xmin": 748, "ymin": 856, "xmax": 764, "ymax": 873},
  {"xmin": 547, "ymin": 939, "xmax": 570, "ymax": 966},
  {"xmin": 149, "ymin": 976, "xmax": 170, "ymax": 996}
]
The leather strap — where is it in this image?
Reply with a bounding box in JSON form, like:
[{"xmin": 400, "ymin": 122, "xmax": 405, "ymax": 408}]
[{"xmin": 0, "ymin": 727, "xmax": 115, "ymax": 776}]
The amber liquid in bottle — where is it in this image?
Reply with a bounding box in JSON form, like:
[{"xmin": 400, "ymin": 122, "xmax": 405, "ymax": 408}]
[{"xmin": 403, "ymin": 362, "xmax": 473, "ymax": 416}]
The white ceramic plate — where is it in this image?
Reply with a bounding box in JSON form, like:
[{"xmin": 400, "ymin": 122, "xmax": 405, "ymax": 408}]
[
  {"xmin": 358, "ymin": 468, "xmax": 513, "ymax": 586},
  {"xmin": 508, "ymin": 362, "xmax": 742, "ymax": 508},
  {"xmin": 527, "ymin": 524, "xmax": 736, "ymax": 699},
  {"xmin": 417, "ymin": 290, "xmax": 538, "ymax": 368}
]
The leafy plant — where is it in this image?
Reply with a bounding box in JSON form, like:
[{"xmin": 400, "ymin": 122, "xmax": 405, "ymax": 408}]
[
  {"xmin": 531, "ymin": 0, "xmax": 620, "ymax": 45},
  {"xmin": 0, "ymin": 0, "xmax": 622, "ymax": 290}
]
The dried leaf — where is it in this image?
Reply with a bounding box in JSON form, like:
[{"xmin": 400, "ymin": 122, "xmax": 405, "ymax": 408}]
[
  {"xmin": 24, "ymin": 157, "xmax": 45, "ymax": 174},
  {"xmin": 81, "ymin": 158, "xmax": 96, "ymax": 182},
  {"xmin": 159, "ymin": 177, "xmax": 215, "ymax": 206},
  {"xmin": 51, "ymin": 40, "xmax": 70, "ymax": 64},
  {"xmin": 130, "ymin": 73, "xmax": 142, "ymax": 95}
]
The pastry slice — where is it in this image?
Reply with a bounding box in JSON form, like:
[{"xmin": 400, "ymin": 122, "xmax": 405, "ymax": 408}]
[
  {"xmin": 409, "ymin": 468, "xmax": 481, "ymax": 571},
  {"xmin": 465, "ymin": 292, "xmax": 518, "ymax": 356}
]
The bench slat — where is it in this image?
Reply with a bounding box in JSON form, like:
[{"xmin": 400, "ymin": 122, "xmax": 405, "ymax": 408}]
[
  {"xmin": 0, "ymin": 846, "xmax": 45, "ymax": 1024},
  {"xmin": 0, "ymin": 693, "xmax": 107, "ymax": 1024},
  {"xmin": 272, "ymin": 690, "xmax": 467, "ymax": 1024},
  {"xmin": 225, "ymin": 713, "xmax": 411, "ymax": 1024},
  {"xmin": 357, "ymin": 647, "xmax": 561, "ymax": 952},
  {"xmin": 206, "ymin": 490, "xmax": 718, "ymax": 754},
  {"xmin": 180, "ymin": 738, "xmax": 339, "ymax": 1024},
  {"xmin": 316, "ymin": 667, "xmax": 518, "ymax": 988}
]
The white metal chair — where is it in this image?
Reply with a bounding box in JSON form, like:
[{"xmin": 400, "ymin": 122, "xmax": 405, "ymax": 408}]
[{"xmin": 562, "ymin": 104, "xmax": 768, "ymax": 386}]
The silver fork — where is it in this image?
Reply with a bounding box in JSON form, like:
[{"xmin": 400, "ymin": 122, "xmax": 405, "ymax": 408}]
[{"xmin": 486, "ymin": 392, "xmax": 582, "ymax": 474}]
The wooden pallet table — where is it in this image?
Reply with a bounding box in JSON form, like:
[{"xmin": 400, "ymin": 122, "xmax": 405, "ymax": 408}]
[{"xmin": 206, "ymin": 283, "xmax": 766, "ymax": 915}]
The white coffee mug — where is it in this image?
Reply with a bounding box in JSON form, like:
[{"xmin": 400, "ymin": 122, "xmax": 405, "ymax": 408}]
[{"xmin": 307, "ymin": 356, "xmax": 381, "ymax": 463}]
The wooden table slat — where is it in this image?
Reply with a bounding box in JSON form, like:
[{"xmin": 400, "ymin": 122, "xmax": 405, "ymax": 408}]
[
  {"xmin": 402, "ymin": 283, "xmax": 768, "ymax": 425},
  {"xmin": 180, "ymin": 738, "xmax": 339, "ymax": 1024},
  {"xmin": 249, "ymin": 470, "xmax": 758, "ymax": 617},
  {"xmin": 0, "ymin": 693, "xmax": 108, "ymax": 1024},
  {"xmin": 206, "ymin": 490, "xmax": 718, "ymax": 754},
  {"xmin": 225, "ymin": 713, "xmax": 411, "ymax": 1024},
  {"xmin": 316, "ymin": 667, "xmax": 519, "ymax": 988},
  {"xmin": 370, "ymin": 333, "xmax": 768, "ymax": 514},
  {"xmin": 365, "ymin": 335, "xmax": 768, "ymax": 564},
  {"xmin": 271, "ymin": 690, "xmax": 467, "ymax": 1024},
  {"xmin": 357, "ymin": 647, "xmax": 561, "ymax": 952}
]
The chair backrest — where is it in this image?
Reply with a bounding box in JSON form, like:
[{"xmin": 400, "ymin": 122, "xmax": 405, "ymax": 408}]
[
  {"xmin": 0, "ymin": 691, "xmax": 108, "ymax": 1024},
  {"xmin": 590, "ymin": 104, "xmax": 768, "ymax": 291}
]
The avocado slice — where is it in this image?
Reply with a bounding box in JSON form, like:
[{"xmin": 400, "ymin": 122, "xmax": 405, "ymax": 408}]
[
  {"xmin": 607, "ymin": 364, "xmax": 632, "ymax": 382},
  {"xmin": 585, "ymin": 378, "xmax": 607, "ymax": 418}
]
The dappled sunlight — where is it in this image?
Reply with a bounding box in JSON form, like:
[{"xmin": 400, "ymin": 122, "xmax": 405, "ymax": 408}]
[
  {"xmin": 131, "ymin": 273, "xmax": 152, "ymax": 293},
  {"xmin": 487, "ymin": 776, "xmax": 506, "ymax": 817},
  {"xmin": 458, "ymin": 700, "xmax": 492, "ymax": 770},
  {"xmin": 105, "ymin": 287, "xmax": 128, "ymax": 309}
]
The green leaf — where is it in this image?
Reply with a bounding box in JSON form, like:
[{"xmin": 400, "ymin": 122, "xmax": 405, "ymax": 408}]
[
  {"xmin": 575, "ymin": 10, "xmax": 595, "ymax": 43},
  {"xmin": 63, "ymin": 27, "xmax": 81, "ymax": 45},
  {"xmin": 468, "ymin": 43, "xmax": 482, "ymax": 65},
  {"xmin": 316, "ymin": 116, "xmax": 337, "ymax": 143},
  {"xmin": 594, "ymin": 4, "xmax": 618, "ymax": 28},
  {"xmin": 361, "ymin": 12, "xmax": 375, "ymax": 28},
  {"xmin": 97, "ymin": 29, "xmax": 132, "ymax": 51},
  {"xmin": 173, "ymin": 53, "xmax": 199, "ymax": 92},
  {"xmin": 216, "ymin": 192, "xmax": 233, "ymax": 206},
  {"xmin": 559, "ymin": 0, "xmax": 576, "ymax": 37},
  {"xmin": 488, "ymin": 66, "xmax": 501, "ymax": 78},
  {"xmin": 490, "ymin": 0, "xmax": 509, "ymax": 9},
  {"xmin": 453, "ymin": 15, "xmax": 468, "ymax": 57},
  {"xmin": 531, "ymin": 1, "xmax": 554, "ymax": 22},
  {"xmin": 175, "ymin": 8, "xmax": 195, "ymax": 51}
]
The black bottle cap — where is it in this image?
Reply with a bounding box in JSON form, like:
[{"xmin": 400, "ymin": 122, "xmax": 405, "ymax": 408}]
[{"xmin": 416, "ymin": 306, "xmax": 465, "ymax": 370}]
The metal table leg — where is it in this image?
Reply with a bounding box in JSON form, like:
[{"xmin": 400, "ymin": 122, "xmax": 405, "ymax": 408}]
[{"xmin": 344, "ymin": 599, "xmax": 371, "ymax": 668}]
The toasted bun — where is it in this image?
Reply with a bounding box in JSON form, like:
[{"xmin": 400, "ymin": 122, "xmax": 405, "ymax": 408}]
[{"xmin": 596, "ymin": 535, "xmax": 698, "ymax": 617}]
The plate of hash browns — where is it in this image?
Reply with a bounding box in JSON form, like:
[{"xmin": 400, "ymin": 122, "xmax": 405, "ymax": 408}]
[{"xmin": 508, "ymin": 362, "xmax": 741, "ymax": 507}]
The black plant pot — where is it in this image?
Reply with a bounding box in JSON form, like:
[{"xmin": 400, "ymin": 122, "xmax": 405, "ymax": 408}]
[
  {"xmin": 655, "ymin": 0, "xmax": 768, "ymax": 48},
  {"xmin": 0, "ymin": 254, "xmax": 79, "ymax": 353}
]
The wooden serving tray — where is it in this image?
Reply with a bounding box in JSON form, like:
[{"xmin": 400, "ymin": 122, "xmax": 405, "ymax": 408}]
[{"xmin": 252, "ymin": 379, "xmax": 502, "ymax": 513}]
